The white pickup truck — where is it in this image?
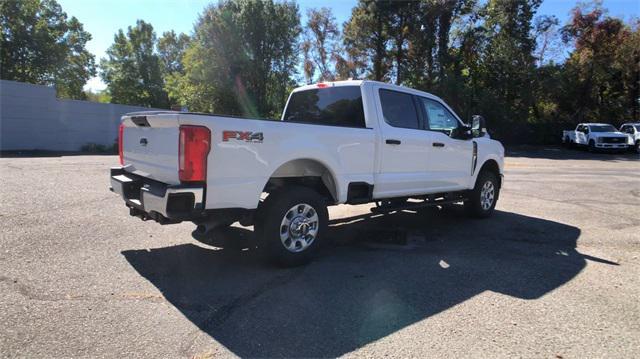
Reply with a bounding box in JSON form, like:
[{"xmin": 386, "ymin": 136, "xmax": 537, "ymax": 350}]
[
  {"xmin": 619, "ymin": 123, "xmax": 640, "ymax": 153},
  {"xmin": 110, "ymin": 80, "xmax": 504, "ymax": 266},
  {"xmin": 562, "ymin": 123, "xmax": 629, "ymax": 151}
]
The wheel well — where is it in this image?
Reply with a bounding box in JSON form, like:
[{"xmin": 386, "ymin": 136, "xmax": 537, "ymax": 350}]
[
  {"xmin": 478, "ymin": 160, "xmax": 502, "ymax": 188},
  {"xmin": 262, "ymin": 159, "xmax": 337, "ymax": 203}
]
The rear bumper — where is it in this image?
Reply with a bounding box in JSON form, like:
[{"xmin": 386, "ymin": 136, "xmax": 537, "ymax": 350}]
[{"xmin": 109, "ymin": 167, "xmax": 205, "ymax": 224}]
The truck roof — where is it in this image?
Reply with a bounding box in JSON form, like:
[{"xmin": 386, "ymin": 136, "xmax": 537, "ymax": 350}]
[
  {"xmin": 293, "ymin": 80, "xmax": 445, "ymax": 103},
  {"xmin": 581, "ymin": 123, "xmax": 616, "ymax": 126}
]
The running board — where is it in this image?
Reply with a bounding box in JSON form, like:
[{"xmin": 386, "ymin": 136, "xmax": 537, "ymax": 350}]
[{"xmin": 370, "ymin": 193, "xmax": 468, "ymax": 214}]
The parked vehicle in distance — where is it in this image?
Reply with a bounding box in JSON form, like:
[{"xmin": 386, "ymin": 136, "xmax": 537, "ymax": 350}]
[
  {"xmin": 619, "ymin": 123, "xmax": 640, "ymax": 154},
  {"xmin": 110, "ymin": 80, "xmax": 505, "ymax": 266},
  {"xmin": 562, "ymin": 123, "xmax": 628, "ymax": 152}
]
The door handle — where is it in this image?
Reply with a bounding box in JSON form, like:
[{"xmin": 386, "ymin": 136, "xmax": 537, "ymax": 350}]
[
  {"xmin": 386, "ymin": 139, "xmax": 401, "ymax": 145},
  {"xmin": 433, "ymin": 142, "xmax": 445, "ymax": 147}
]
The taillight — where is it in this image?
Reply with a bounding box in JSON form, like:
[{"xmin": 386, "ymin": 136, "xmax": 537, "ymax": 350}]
[
  {"xmin": 118, "ymin": 123, "xmax": 124, "ymax": 165},
  {"xmin": 179, "ymin": 125, "xmax": 211, "ymax": 182}
]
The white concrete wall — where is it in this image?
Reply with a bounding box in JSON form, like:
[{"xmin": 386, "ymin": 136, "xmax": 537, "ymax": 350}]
[{"xmin": 0, "ymin": 79, "xmax": 162, "ymax": 151}]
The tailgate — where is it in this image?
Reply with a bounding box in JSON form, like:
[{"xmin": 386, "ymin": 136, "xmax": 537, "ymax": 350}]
[{"xmin": 121, "ymin": 113, "xmax": 181, "ymax": 184}]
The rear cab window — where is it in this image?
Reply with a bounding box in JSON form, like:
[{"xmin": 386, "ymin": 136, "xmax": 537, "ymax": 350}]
[{"xmin": 283, "ymin": 86, "xmax": 366, "ymax": 128}]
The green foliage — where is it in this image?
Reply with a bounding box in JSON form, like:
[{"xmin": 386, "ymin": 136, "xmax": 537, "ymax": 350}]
[
  {"xmin": 158, "ymin": 30, "xmax": 190, "ymax": 76},
  {"xmin": 157, "ymin": 30, "xmax": 190, "ymax": 106},
  {"xmin": 339, "ymin": 0, "xmax": 638, "ymax": 144},
  {"xmin": 7, "ymin": 0, "xmax": 635, "ymax": 145},
  {"xmin": 100, "ymin": 20, "xmax": 169, "ymax": 108},
  {"xmin": 0, "ymin": 0, "xmax": 96, "ymax": 99},
  {"xmin": 166, "ymin": 0, "xmax": 300, "ymax": 118},
  {"xmin": 84, "ymin": 89, "xmax": 111, "ymax": 103},
  {"xmin": 558, "ymin": 4, "xmax": 639, "ymax": 124}
]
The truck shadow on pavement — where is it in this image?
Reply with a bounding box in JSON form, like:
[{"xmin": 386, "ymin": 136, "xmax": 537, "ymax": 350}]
[
  {"xmin": 507, "ymin": 146, "xmax": 639, "ymax": 161},
  {"xmin": 122, "ymin": 207, "xmax": 611, "ymax": 357}
]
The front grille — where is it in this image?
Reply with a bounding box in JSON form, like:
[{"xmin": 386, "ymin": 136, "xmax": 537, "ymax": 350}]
[{"xmin": 601, "ymin": 137, "xmax": 626, "ymax": 143}]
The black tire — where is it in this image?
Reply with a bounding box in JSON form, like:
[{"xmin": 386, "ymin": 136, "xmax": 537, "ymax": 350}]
[
  {"xmin": 635, "ymin": 141, "xmax": 640, "ymax": 154},
  {"xmin": 464, "ymin": 170, "xmax": 500, "ymax": 219},
  {"xmin": 563, "ymin": 137, "xmax": 570, "ymax": 147},
  {"xmin": 255, "ymin": 186, "xmax": 329, "ymax": 267},
  {"xmin": 588, "ymin": 140, "xmax": 596, "ymax": 152}
]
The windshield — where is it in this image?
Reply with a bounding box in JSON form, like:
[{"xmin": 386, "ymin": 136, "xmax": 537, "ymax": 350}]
[
  {"xmin": 635, "ymin": 125, "xmax": 640, "ymax": 131},
  {"xmin": 590, "ymin": 125, "xmax": 617, "ymax": 132}
]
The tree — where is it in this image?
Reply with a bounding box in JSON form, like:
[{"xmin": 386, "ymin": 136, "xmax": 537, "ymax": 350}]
[
  {"xmin": 158, "ymin": 30, "xmax": 190, "ymax": 76},
  {"xmin": 343, "ymin": 0, "xmax": 392, "ymax": 81},
  {"xmin": 100, "ymin": 20, "xmax": 169, "ymax": 108},
  {"xmin": 559, "ymin": 3, "xmax": 639, "ymax": 123},
  {"xmin": 533, "ymin": 15, "xmax": 563, "ymax": 66},
  {"xmin": 167, "ymin": 0, "xmax": 300, "ymax": 117},
  {"xmin": 0, "ymin": 0, "xmax": 96, "ymax": 99},
  {"xmin": 301, "ymin": 7, "xmax": 340, "ymax": 82},
  {"xmin": 84, "ymin": 89, "xmax": 111, "ymax": 103},
  {"xmin": 471, "ymin": 0, "xmax": 542, "ymax": 142}
]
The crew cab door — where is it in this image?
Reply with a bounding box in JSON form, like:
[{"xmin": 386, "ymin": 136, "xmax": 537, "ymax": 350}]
[
  {"xmin": 373, "ymin": 88, "xmax": 430, "ymax": 198},
  {"xmin": 416, "ymin": 97, "xmax": 474, "ymax": 190},
  {"xmin": 576, "ymin": 125, "xmax": 588, "ymax": 145}
]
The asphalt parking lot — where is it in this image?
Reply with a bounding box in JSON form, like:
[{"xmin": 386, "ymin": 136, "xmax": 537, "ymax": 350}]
[{"xmin": 1, "ymin": 147, "xmax": 639, "ymax": 358}]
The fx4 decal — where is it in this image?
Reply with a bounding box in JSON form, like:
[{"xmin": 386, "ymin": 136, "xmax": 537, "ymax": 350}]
[{"xmin": 222, "ymin": 130, "xmax": 264, "ymax": 143}]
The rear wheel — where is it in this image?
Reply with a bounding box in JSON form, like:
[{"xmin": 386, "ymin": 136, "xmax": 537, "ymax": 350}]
[
  {"xmin": 465, "ymin": 171, "xmax": 499, "ymax": 218},
  {"xmin": 635, "ymin": 141, "xmax": 640, "ymax": 154},
  {"xmin": 255, "ymin": 186, "xmax": 328, "ymax": 267}
]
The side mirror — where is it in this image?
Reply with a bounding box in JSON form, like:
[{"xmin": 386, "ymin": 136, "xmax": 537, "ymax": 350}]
[
  {"xmin": 471, "ymin": 115, "xmax": 486, "ymax": 137},
  {"xmin": 452, "ymin": 125, "xmax": 473, "ymax": 140}
]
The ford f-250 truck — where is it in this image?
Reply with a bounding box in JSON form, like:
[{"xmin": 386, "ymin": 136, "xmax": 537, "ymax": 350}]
[
  {"xmin": 619, "ymin": 123, "xmax": 640, "ymax": 153},
  {"xmin": 110, "ymin": 80, "xmax": 505, "ymax": 266},
  {"xmin": 562, "ymin": 123, "xmax": 628, "ymax": 151}
]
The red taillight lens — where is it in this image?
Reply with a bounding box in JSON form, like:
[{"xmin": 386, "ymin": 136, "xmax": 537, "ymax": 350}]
[
  {"xmin": 118, "ymin": 123, "xmax": 124, "ymax": 165},
  {"xmin": 179, "ymin": 125, "xmax": 211, "ymax": 182}
]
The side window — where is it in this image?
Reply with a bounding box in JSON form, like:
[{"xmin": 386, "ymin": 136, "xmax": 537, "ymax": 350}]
[
  {"xmin": 577, "ymin": 125, "xmax": 583, "ymax": 132},
  {"xmin": 419, "ymin": 97, "xmax": 460, "ymax": 133},
  {"xmin": 379, "ymin": 89, "xmax": 420, "ymax": 129}
]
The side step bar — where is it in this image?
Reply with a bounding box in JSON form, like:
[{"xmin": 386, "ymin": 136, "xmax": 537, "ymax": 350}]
[{"xmin": 370, "ymin": 192, "xmax": 468, "ymax": 214}]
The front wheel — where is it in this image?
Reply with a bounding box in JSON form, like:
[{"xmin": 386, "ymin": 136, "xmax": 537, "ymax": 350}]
[
  {"xmin": 255, "ymin": 186, "xmax": 328, "ymax": 267},
  {"xmin": 635, "ymin": 141, "xmax": 640, "ymax": 154},
  {"xmin": 465, "ymin": 171, "xmax": 500, "ymax": 218}
]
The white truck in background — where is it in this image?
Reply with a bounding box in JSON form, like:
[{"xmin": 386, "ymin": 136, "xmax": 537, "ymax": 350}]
[
  {"xmin": 619, "ymin": 123, "xmax": 640, "ymax": 153},
  {"xmin": 562, "ymin": 123, "xmax": 629, "ymax": 152},
  {"xmin": 110, "ymin": 80, "xmax": 505, "ymax": 266}
]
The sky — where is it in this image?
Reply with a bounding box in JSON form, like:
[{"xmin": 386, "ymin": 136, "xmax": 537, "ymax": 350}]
[{"xmin": 55, "ymin": 0, "xmax": 640, "ymax": 91}]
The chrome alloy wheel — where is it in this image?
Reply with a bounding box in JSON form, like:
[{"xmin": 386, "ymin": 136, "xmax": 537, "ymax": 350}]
[
  {"xmin": 279, "ymin": 203, "xmax": 319, "ymax": 253},
  {"xmin": 480, "ymin": 180, "xmax": 495, "ymax": 210}
]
